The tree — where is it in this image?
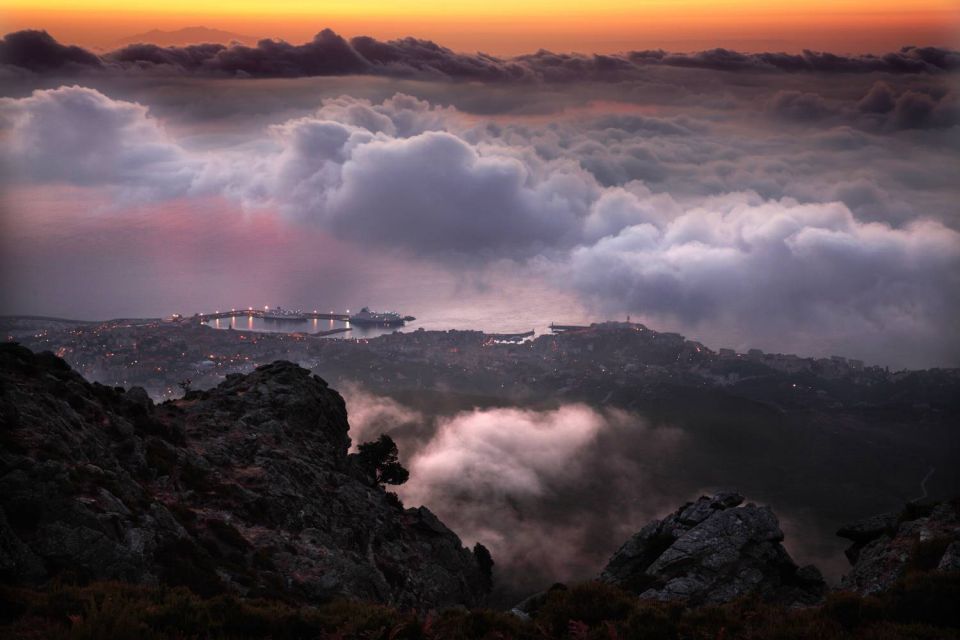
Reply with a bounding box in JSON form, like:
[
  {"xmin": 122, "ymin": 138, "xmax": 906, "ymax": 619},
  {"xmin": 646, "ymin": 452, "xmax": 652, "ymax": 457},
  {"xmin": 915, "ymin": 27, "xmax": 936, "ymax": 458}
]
[{"xmin": 355, "ymin": 434, "xmax": 409, "ymax": 486}]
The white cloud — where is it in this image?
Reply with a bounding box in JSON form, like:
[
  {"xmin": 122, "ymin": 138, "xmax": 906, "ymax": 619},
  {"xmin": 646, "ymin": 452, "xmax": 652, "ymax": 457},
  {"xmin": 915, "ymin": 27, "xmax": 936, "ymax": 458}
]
[
  {"xmin": 0, "ymin": 85, "xmax": 202, "ymax": 200},
  {"xmin": 402, "ymin": 405, "xmax": 606, "ymax": 501},
  {"xmin": 564, "ymin": 196, "xmax": 960, "ymax": 366}
]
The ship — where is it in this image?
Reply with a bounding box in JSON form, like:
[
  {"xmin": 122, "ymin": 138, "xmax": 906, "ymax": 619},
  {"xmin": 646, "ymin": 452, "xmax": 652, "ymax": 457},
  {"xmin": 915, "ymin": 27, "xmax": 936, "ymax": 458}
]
[
  {"xmin": 348, "ymin": 307, "xmax": 407, "ymax": 327},
  {"xmin": 261, "ymin": 306, "xmax": 306, "ymax": 322}
]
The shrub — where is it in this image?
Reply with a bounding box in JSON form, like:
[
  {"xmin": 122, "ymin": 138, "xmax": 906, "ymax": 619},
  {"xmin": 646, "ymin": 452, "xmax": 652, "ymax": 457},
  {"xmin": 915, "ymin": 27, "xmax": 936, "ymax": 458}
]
[
  {"xmin": 4, "ymin": 571, "xmax": 960, "ymax": 640},
  {"xmin": 355, "ymin": 435, "xmax": 410, "ymax": 486},
  {"xmin": 536, "ymin": 581, "xmax": 636, "ymax": 636},
  {"xmin": 153, "ymin": 539, "xmax": 224, "ymax": 597},
  {"xmin": 887, "ymin": 570, "xmax": 960, "ymax": 628},
  {"xmin": 625, "ymin": 604, "xmax": 680, "ymax": 640},
  {"xmin": 823, "ymin": 591, "xmax": 882, "ymax": 631}
]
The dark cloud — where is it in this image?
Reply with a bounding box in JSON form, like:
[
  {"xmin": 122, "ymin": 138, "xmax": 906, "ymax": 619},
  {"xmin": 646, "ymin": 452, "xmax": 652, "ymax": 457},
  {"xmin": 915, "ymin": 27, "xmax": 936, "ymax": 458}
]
[
  {"xmin": 105, "ymin": 29, "xmax": 370, "ymax": 77},
  {"xmin": 3, "ymin": 29, "xmax": 958, "ymax": 81},
  {"xmin": 768, "ymin": 90, "xmax": 834, "ymax": 121},
  {"xmin": 858, "ymin": 81, "xmax": 896, "ymax": 113},
  {"xmin": 106, "ymin": 42, "xmax": 228, "ymax": 72},
  {"xmin": 0, "ymin": 30, "xmax": 101, "ymax": 73},
  {"xmin": 893, "ymin": 90, "xmax": 939, "ymax": 129},
  {"xmin": 203, "ymin": 29, "xmax": 369, "ymax": 77},
  {"xmin": 350, "ymin": 36, "xmax": 533, "ymax": 81},
  {"xmin": 891, "ymin": 89, "xmax": 960, "ymax": 129}
]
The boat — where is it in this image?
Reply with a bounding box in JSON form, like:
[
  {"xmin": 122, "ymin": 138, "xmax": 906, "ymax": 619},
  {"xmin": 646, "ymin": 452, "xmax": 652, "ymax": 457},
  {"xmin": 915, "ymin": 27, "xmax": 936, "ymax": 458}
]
[
  {"xmin": 262, "ymin": 306, "xmax": 306, "ymax": 322},
  {"xmin": 349, "ymin": 307, "xmax": 406, "ymax": 327}
]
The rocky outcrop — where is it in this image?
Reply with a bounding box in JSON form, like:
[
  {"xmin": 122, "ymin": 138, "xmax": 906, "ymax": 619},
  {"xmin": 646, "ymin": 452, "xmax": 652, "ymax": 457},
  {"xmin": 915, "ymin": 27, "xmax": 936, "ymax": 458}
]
[
  {"xmin": 600, "ymin": 493, "xmax": 825, "ymax": 606},
  {"xmin": 0, "ymin": 343, "xmax": 490, "ymax": 609},
  {"xmin": 838, "ymin": 500, "xmax": 960, "ymax": 595}
]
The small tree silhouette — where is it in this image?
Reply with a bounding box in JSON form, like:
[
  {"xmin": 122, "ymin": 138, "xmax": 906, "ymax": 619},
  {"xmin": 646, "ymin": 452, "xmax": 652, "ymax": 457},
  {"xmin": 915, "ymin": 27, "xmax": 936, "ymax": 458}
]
[
  {"xmin": 355, "ymin": 434, "xmax": 409, "ymax": 486},
  {"xmin": 178, "ymin": 378, "xmax": 192, "ymax": 395}
]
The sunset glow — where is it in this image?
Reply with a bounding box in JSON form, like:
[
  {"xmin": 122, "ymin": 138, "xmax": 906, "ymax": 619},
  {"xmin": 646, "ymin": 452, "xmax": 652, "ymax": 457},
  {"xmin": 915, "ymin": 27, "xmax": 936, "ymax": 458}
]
[{"xmin": 6, "ymin": 0, "xmax": 959, "ymax": 53}]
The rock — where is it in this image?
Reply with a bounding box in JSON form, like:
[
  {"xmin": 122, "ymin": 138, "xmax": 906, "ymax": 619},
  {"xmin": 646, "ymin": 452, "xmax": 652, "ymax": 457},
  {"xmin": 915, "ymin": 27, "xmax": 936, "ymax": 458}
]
[
  {"xmin": 511, "ymin": 583, "xmax": 568, "ymax": 619},
  {"xmin": 600, "ymin": 493, "xmax": 825, "ymax": 606},
  {"xmin": 835, "ymin": 512, "xmax": 898, "ymax": 564},
  {"xmin": 124, "ymin": 386, "xmax": 153, "ymax": 410},
  {"xmin": 938, "ymin": 541, "xmax": 960, "ymax": 571},
  {"xmin": 838, "ymin": 500, "xmax": 960, "ymax": 595},
  {"xmin": 0, "ymin": 344, "xmax": 489, "ymax": 609},
  {"xmin": 836, "ymin": 512, "xmax": 898, "ymax": 544}
]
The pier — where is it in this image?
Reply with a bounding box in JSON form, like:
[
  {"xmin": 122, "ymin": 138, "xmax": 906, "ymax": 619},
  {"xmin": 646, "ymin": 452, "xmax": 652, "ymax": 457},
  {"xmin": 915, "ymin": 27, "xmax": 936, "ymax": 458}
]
[{"xmin": 196, "ymin": 309, "xmax": 351, "ymax": 322}]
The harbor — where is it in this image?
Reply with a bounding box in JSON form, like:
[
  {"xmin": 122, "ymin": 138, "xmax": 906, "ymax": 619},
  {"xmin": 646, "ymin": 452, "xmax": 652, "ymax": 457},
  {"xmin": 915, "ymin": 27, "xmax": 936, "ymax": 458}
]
[{"xmin": 195, "ymin": 306, "xmax": 417, "ymax": 339}]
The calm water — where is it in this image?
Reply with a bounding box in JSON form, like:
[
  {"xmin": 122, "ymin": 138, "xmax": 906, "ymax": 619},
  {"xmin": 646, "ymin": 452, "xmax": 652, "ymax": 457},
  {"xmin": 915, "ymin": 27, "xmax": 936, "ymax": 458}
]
[{"xmin": 203, "ymin": 315, "xmax": 408, "ymax": 339}]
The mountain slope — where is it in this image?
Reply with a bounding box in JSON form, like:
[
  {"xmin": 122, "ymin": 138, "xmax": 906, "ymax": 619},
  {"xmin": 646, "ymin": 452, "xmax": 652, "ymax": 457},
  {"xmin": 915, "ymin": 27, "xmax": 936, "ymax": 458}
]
[{"xmin": 0, "ymin": 343, "xmax": 489, "ymax": 608}]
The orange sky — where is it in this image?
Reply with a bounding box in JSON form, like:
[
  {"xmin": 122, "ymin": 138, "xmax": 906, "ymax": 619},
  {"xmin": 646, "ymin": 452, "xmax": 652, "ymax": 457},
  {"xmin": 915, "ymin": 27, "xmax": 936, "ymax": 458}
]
[{"xmin": 3, "ymin": 0, "xmax": 959, "ymax": 54}]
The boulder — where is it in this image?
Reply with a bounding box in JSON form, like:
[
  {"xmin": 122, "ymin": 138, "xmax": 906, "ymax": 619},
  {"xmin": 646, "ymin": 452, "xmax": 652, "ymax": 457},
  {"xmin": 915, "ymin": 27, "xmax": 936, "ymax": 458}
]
[
  {"xmin": 838, "ymin": 500, "xmax": 960, "ymax": 595},
  {"xmin": 600, "ymin": 493, "xmax": 825, "ymax": 606}
]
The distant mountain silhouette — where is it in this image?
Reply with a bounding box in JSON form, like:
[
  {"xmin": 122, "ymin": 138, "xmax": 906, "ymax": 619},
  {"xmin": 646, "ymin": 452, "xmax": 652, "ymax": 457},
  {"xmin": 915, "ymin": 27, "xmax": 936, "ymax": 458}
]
[{"xmin": 112, "ymin": 26, "xmax": 259, "ymax": 47}]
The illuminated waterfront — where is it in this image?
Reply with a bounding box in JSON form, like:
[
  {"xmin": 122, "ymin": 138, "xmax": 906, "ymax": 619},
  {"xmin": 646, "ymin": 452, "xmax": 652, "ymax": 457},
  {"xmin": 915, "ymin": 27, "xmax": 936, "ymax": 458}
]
[{"xmin": 203, "ymin": 315, "xmax": 405, "ymax": 339}]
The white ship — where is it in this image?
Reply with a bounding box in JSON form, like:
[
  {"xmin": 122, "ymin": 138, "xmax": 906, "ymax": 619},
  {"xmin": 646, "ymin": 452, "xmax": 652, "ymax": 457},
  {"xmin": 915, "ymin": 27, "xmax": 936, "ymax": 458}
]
[
  {"xmin": 261, "ymin": 306, "xmax": 306, "ymax": 321},
  {"xmin": 348, "ymin": 307, "xmax": 406, "ymax": 326}
]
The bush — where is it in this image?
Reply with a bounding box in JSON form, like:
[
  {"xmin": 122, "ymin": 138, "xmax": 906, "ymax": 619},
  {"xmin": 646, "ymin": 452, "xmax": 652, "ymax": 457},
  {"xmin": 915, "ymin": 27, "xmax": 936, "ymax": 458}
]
[
  {"xmin": 153, "ymin": 539, "xmax": 224, "ymax": 597},
  {"xmin": 536, "ymin": 581, "xmax": 636, "ymax": 636},
  {"xmin": 887, "ymin": 570, "xmax": 960, "ymax": 628},
  {"xmin": 625, "ymin": 604, "xmax": 679, "ymax": 640},
  {"xmin": 823, "ymin": 591, "xmax": 883, "ymax": 631},
  {"xmin": 355, "ymin": 435, "xmax": 410, "ymax": 486}
]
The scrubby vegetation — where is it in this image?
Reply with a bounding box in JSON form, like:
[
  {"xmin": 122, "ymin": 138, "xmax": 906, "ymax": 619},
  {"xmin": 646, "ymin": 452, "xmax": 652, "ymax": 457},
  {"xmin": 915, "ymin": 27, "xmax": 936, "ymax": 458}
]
[
  {"xmin": 2, "ymin": 571, "xmax": 958, "ymax": 639},
  {"xmin": 354, "ymin": 434, "xmax": 410, "ymax": 486}
]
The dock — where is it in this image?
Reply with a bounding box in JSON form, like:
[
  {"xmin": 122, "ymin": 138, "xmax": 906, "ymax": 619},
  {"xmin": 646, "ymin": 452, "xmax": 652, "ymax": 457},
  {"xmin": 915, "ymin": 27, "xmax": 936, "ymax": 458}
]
[{"xmin": 196, "ymin": 309, "xmax": 351, "ymax": 322}]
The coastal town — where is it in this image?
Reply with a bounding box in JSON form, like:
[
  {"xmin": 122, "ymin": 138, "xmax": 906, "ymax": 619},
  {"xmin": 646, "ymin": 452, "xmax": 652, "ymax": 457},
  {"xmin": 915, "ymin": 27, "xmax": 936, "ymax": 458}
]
[{"xmin": 3, "ymin": 314, "xmax": 955, "ymax": 414}]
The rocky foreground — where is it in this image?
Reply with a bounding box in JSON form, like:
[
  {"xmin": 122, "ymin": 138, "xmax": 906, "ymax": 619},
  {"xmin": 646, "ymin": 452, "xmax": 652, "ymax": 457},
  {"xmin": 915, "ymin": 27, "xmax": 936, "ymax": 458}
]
[
  {"xmin": 0, "ymin": 343, "xmax": 490, "ymax": 609},
  {"xmin": 1, "ymin": 343, "xmax": 959, "ymax": 639},
  {"xmin": 508, "ymin": 491, "xmax": 959, "ymax": 620}
]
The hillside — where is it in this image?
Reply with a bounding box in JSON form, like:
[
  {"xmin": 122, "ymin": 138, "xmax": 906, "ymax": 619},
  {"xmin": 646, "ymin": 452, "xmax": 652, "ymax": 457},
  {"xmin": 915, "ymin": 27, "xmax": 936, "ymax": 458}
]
[{"xmin": 0, "ymin": 343, "xmax": 490, "ymax": 608}]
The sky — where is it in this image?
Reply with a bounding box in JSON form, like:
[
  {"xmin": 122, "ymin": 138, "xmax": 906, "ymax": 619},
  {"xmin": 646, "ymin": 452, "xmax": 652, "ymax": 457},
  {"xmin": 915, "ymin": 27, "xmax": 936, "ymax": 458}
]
[
  {"xmin": 3, "ymin": 0, "xmax": 960, "ymax": 54},
  {"xmin": 1, "ymin": 7, "xmax": 959, "ymax": 369}
]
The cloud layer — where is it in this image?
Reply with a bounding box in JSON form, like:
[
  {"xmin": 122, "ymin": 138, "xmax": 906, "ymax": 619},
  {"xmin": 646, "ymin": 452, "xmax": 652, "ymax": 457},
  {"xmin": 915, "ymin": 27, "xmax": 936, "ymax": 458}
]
[
  {"xmin": 3, "ymin": 29, "xmax": 958, "ymax": 81},
  {"xmin": 2, "ymin": 65, "xmax": 958, "ymax": 366}
]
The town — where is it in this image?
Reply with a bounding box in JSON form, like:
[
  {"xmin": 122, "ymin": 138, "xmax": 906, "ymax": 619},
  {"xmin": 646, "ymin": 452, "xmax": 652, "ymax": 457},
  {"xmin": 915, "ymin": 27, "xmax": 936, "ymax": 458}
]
[{"xmin": 3, "ymin": 314, "xmax": 955, "ymax": 415}]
